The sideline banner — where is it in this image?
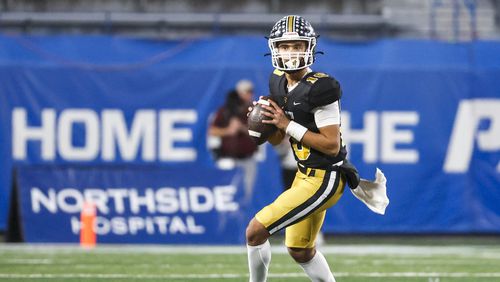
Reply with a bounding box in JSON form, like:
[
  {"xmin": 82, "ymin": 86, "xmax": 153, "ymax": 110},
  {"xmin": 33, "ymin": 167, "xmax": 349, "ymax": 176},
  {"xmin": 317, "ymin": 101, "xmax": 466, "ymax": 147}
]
[
  {"xmin": 16, "ymin": 166, "xmax": 249, "ymax": 243},
  {"xmin": 1, "ymin": 35, "xmax": 499, "ymax": 235}
]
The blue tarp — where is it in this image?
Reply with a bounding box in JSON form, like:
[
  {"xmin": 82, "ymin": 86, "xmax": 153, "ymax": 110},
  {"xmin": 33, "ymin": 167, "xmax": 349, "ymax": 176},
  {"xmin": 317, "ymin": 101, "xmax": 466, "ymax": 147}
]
[{"xmin": 1, "ymin": 34, "xmax": 499, "ymax": 239}]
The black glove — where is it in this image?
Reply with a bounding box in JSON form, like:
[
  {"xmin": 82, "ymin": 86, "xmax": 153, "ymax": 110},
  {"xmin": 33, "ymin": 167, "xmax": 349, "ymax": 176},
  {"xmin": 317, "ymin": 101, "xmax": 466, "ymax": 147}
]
[{"xmin": 337, "ymin": 159, "xmax": 360, "ymax": 189}]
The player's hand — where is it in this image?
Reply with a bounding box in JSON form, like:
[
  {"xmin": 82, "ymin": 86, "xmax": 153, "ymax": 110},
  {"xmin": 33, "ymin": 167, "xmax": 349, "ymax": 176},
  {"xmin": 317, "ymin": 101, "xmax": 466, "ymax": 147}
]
[
  {"xmin": 261, "ymin": 99, "xmax": 290, "ymax": 130},
  {"xmin": 247, "ymin": 96, "xmax": 265, "ymax": 117}
]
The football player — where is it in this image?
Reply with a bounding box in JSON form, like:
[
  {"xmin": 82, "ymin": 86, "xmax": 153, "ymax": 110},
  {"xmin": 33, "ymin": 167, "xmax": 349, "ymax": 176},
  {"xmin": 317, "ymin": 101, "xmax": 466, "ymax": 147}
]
[{"xmin": 246, "ymin": 15, "xmax": 347, "ymax": 282}]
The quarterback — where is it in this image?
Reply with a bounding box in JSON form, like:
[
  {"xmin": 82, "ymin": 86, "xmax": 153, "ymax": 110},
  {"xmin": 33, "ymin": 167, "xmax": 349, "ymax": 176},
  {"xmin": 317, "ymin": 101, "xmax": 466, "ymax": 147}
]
[{"xmin": 246, "ymin": 15, "xmax": 351, "ymax": 282}]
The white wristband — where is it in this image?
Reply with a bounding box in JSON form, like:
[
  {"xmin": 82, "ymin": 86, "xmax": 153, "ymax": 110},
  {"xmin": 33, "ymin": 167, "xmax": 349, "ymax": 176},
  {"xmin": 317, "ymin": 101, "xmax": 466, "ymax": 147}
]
[{"xmin": 286, "ymin": 121, "xmax": 308, "ymax": 141}]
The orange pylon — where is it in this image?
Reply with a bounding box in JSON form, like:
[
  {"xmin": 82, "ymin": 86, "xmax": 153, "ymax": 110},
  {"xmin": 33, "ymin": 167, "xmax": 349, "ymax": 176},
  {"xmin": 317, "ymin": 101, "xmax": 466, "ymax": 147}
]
[{"xmin": 80, "ymin": 202, "xmax": 97, "ymax": 248}]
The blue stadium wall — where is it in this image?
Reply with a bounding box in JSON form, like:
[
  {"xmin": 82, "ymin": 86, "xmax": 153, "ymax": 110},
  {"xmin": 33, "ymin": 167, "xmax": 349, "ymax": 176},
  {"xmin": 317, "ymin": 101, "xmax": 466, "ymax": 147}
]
[{"xmin": 0, "ymin": 34, "xmax": 499, "ymax": 243}]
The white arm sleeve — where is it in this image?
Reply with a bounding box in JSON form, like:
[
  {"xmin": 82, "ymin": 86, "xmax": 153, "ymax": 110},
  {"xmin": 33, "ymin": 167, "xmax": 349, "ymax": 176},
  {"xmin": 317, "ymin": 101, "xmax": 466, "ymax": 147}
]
[{"xmin": 312, "ymin": 101, "xmax": 340, "ymax": 128}]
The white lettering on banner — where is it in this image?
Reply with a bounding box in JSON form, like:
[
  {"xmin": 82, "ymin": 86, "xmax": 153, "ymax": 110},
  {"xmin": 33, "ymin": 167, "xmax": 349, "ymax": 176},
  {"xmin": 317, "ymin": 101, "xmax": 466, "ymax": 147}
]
[
  {"xmin": 155, "ymin": 188, "xmax": 179, "ymax": 213},
  {"xmin": 58, "ymin": 109, "xmax": 100, "ymax": 161},
  {"xmin": 101, "ymin": 110, "xmax": 156, "ymax": 161},
  {"xmin": 107, "ymin": 189, "xmax": 128, "ymax": 213},
  {"xmin": 214, "ymin": 185, "xmax": 240, "ymax": 211},
  {"xmin": 12, "ymin": 108, "xmax": 56, "ymax": 160},
  {"xmin": 84, "ymin": 189, "xmax": 110, "ymax": 214},
  {"xmin": 178, "ymin": 188, "xmax": 190, "ymax": 213},
  {"xmin": 129, "ymin": 216, "xmax": 153, "ymax": 235},
  {"xmin": 154, "ymin": 216, "xmax": 169, "ymax": 234},
  {"xmin": 129, "ymin": 189, "xmax": 156, "ymax": 213},
  {"xmin": 57, "ymin": 188, "xmax": 84, "ymax": 213},
  {"xmin": 341, "ymin": 111, "xmax": 378, "ymax": 163},
  {"xmin": 381, "ymin": 112, "xmax": 419, "ymax": 163},
  {"xmin": 159, "ymin": 110, "xmax": 197, "ymax": 161},
  {"xmin": 70, "ymin": 215, "xmax": 205, "ymax": 235},
  {"xmin": 11, "ymin": 108, "xmax": 197, "ymax": 162},
  {"xmin": 342, "ymin": 111, "xmax": 419, "ymax": 164},
  {"xmin": 444, "ymin": 99, "xmax": 500, "ymax": 173},
  {"xmin": 95, "ymin": 216, "xmax": 111, "ymax": 235},
  {"xmin": 111, "ymin": 217, "xmax": 128, "ymax": 235},
  {"xmin": 31, "ymin": 187, "xmax": 56, "ymax": 213},
  {"xmin": 30, "ymin": 186, "xmax": 239, "ymax": 214},
  {"xmin": 189, "ymin": 187, "xmax": 215, "ymax": 212}
]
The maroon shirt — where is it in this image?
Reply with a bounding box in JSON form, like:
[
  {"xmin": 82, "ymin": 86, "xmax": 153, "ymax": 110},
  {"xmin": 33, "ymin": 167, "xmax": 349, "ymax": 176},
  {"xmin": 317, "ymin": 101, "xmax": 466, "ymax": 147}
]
[{"xmin": 212, "ymin": 103, "xmax": 257, "ymax": 159}]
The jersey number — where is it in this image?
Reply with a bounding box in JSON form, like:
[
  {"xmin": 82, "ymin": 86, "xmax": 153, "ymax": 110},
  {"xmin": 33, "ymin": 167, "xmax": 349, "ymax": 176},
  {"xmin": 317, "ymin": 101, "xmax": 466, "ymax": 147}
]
[{"xmin": 292, "ymin": 142, "xmax": 311, "ymax": 161}]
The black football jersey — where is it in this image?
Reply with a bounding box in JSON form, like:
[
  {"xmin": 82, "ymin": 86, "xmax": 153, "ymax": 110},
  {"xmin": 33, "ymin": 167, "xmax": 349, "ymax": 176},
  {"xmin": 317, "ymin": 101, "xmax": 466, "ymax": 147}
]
[{"xmin": 269, "ymin": 69, "xmax": 347, "ymax": 168}]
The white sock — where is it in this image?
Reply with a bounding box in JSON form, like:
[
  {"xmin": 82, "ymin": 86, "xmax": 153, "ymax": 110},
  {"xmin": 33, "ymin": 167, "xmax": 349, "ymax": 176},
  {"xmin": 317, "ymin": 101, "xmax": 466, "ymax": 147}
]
[
  {"xmin": 247, "ymin": 240, "xmax": 271, "ymax": 282},
  {"xmin": 299, "ymin": 250, "xmax": 335, "ymax": 282}
]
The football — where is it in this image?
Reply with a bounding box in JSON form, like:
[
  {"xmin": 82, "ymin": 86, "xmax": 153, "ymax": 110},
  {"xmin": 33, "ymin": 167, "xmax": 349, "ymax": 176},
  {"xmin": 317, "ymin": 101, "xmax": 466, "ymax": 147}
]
[{"xmin": 247, "ymin": 97, "xmax": 277, "ymax": 145}]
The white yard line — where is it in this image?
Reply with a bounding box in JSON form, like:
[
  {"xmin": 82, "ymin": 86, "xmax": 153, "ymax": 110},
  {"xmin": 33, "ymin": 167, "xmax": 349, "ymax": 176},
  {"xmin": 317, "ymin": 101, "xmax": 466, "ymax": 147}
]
[
  {"xmin": 1, "ymin": 272, "xmax": 500, "ymax": 279},
  {"xmin": 3, "ymin": 260, "xmax": 497, "ymax": 268},
  {"xmin": 5, "ymin": 258, "xmax": 53, "ymax": 264},
  {"xmin": 1, "ymin": 244, "xmax": 500, "ymax": 256}
]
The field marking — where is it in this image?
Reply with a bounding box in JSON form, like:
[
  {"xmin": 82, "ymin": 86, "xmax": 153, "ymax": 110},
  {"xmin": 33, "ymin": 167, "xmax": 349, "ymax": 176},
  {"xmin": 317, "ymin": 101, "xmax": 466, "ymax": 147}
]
[
  {"xmin": 2, "ymin": 244, "xmax": 500, "ymax": 257},
  {"xmin": 3, "ymin": 259, "xmax": 498, "ymax": 268},
  {"xmin": 5, "ymin": 259, "xmax": 53, "ymax": 264},
  {"xmin": 1, "ymin": 272, "xmax": 500, "ymax": 279}
]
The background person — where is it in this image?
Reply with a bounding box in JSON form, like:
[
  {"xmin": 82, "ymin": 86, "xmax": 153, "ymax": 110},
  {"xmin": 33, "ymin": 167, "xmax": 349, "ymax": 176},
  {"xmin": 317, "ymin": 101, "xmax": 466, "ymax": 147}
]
[{"xmin": 209, "ymin": 79, "xmax": 258, "ymax": 203}]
